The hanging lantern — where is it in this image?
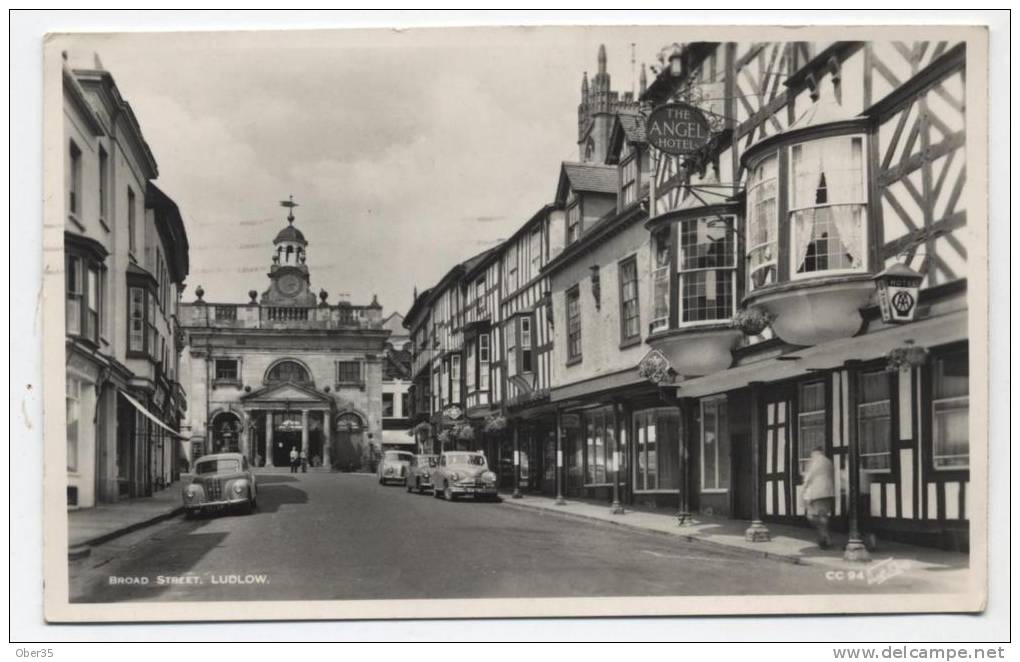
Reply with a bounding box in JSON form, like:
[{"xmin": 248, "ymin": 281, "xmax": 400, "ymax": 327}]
[{"xmin": 874, "ymin": 264, "xmax": 924, "ymax": 323}]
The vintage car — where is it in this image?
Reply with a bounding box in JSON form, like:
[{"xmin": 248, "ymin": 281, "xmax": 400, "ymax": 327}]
[
  {"xmin": 377, "ymin": 449, "xmax": 414, "ymax": 485},
  {"xmin": 183, "ymin": 452, "xmax": 257, "ymax": 517},
  {"xmin": 405, "ymin": 454, "xmax": 438, "ymax": 494},
  {"xmin": 432, "ymin": 451, "xmax": 499, "ymax": 501}
]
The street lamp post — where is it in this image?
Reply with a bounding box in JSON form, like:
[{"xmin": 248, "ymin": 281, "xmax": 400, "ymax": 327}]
[
  {"xmin": 555, "ymin": 409, "xmax": 566, "ymax": 505},
  {"xmin": 610, "ymin": 402, "xmax": 625, "ymax": 515},
  {"xmin": 512, "ymin": 425, "xmax": 522, "ymax": 499}
]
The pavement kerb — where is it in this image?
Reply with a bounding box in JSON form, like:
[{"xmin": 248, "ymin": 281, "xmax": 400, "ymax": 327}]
[
  {"xmin": 497, "ymin": 497, "xmax": 807, "ymax": 566},
  {"xmin": 69, "ymin": 506, "xmax": 184, "ymax": 559}
]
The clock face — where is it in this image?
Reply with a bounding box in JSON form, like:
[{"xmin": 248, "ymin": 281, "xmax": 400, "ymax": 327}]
[{"xmin": 278, "ymin": 274, "xmax": 302, "ymax": 297}]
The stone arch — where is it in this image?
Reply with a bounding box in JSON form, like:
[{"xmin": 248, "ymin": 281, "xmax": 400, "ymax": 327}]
[
  {"xmin": 209, "ymin": 410, "xmax": 242, "ymax": 454},
  {"xmin": 332, "ymin": 409, "xmax": 368, "ymax": 471},
  {"xmin": 264, "ymin": 357, "xmax": 313, "ymax": 385}
]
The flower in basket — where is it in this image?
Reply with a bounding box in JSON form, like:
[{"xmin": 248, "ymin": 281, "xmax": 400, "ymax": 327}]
[
  {"xmin": 885, "ymin": 341, "xmax": 929, "ymax": 372},
  {"xmin": 483, "ymin": 414, "xmax": 507, "ymax": 434},
  {"xmin": 731, "ymin": 307, "xmax": 774, "ymax": 336},
  {"xmin": 453, "ymin": 423, "xmax": 475, "ymax": 442}
]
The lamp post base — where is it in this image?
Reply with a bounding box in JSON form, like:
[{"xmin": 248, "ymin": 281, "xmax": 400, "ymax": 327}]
[
  {"xmin": 511, "ymin": 489, "xmax": 522, "ymax": 499},
  {"xmin": 843, "ymin": 538, "xmax": 872, "ymax": 562},
  {"xmin": 745, "ymin": 520, "xmax": 771, "ymax": 542},
  {"xmin": 554, "ymin": 495, "xmax": 567, "ymax": 505},
  {"xmin": 676, "ymin": 511, "xmax": 692, "ymax": 527},
  {"xmin": 609, "ymin": 500, "xmax": 625, "ymax": 515}
]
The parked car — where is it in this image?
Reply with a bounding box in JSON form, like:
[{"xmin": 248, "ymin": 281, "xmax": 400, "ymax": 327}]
[
  {"xmin": 377, "ymin": 450, "xmax": 414, "ymax": 485},
  {"xmin": 183, "ymin": 452, "xmax": 257, "ymax": 517},
  {"xmin": 432, "ymin": 451, "xmax": 499, "ymax": 501},
  {"xmin": 406, "ymin": 454, "xmax": 438, "ymax": 494}
]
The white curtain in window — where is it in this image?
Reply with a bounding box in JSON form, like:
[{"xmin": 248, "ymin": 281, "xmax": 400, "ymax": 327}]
[
  {"xmin": 793, "ymin": 209, "xmax": 815, "ymax": 273},
  {"xmin": 831, "ymin": 205, "xmax": 865, "ymax": 267}
]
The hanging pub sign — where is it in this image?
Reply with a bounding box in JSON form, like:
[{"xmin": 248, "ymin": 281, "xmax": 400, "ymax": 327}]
[
  {"xmin": 442, "ymin": 404, "xmax": 463, "ymax": 421},
  {"xmin": 646, "ymin": 103, "xmax": 712, "ymax": 157},
  {"xmin": 637, "ymin": 348, "xmax": 676, "ymax": 385},
  {"xmin": 874, "ymin": 263, "xmax": 924, "ymax": 323}
]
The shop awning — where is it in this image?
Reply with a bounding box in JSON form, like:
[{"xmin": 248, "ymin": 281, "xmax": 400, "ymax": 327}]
[
  {"xmin": 673, "ymin": 309, "xmax": 967, "ymax": 399},
  {"xmin": 120, "ymin": 390, "xmax": 189, "ymax": 439},
  {"xmin": 381, "ymin": 429, "xmax": 415, "ymax": 446}
]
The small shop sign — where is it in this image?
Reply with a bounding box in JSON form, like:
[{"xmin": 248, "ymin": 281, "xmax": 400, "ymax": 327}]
[
  {"xmin": 637, "ymin": 348, "xmax": 676, "ymax": 385},
  {"xmin": 442, "ymin": 404, "xmax": 463, "ymax": 421},
  {"xmin": 874, "ymin": 264, "xmax": 924, "ymax": 323},
  {"xmin": 646, "ymin": 103, "xmax": 712, "ymax": 157}
]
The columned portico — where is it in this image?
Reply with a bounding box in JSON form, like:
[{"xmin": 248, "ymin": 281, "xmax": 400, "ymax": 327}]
[{"xmin": 240, "ymin": 380, "xmax": 335, "ymax": 468}]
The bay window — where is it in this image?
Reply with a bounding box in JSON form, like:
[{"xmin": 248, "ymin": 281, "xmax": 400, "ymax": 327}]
[
  {"xmin": 520, "ymin": 316, "xmax": 533, "ymax": 373},
  {"xmin": 128, "ymin": 285, "xmax": 156, "ymax": 357},
  {"xmin": 932, "ymin": 350, "xmax": 969, "ymax": 470},
  {"xmin": 678, "ymin": 215, "xmax": 737, "ymax": 324},
  {"xmin": 478, "ymin": 334, "xmax": 490, "ymax": 391},
  {"xmin": 700, "ymin": 397, "xmax": 730, "ymax": 492},
  {"xmin": 634, "ymin": 408, "xmax": 680, "ymax": 492},
  {"xmin": 747, "ymin": 154, "xmax": 778, "ymax": 290},
  {"xmin": 451, "ymin": 354, "xmax": 461, "ymax": 403},
  {"xmin": 798, "ymin": 382, "xmax": 827, "ymax": 474},
  {"xmin": 790, "ymin": 135, "xmax": 867, "ymax": 277},
  {"xmin": 66, "ymin": 253, "xmax": 103, "ymax": 343},
  {"xmin": 566, "ymin": 287, "xmax": 582, "ymax": 362},
  {"xmin": 649, "ymin": 230, "xmax": 670, "ymax": 332},
  {"xmin": 465, "ymin": 341, "xmax": 476, "ymax": 392},
  {"xmin": 858, "ymin": 371, "xmax": 892, "ymax": 472}
]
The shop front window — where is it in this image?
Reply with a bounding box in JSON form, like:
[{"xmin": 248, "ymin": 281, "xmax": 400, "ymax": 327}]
[
  {"xmin": 932, "ymin": 350, "xmax": 969, "ymax": 470},
  {"xmin": 66, "ymin": 376, "xmax": 81, "ymax": 472},
  {"xmin": 700, "ymin": 398, "xmax": 729, "ymax": 492},
  {"xmin": 747, "ymin": 154, "xmax": 778, "ymax": 290},
  {"xmin": 584, "ymin": 409, "xmax": 613, "ymax": 485},
  {"xmin": 798, "ymin": 382, "xmax": 827, "ymax": 474},
  {"xmin": 649, "ymin": 230, "xmax": 670, "ymax": 332},
  {"xmin": 790, "ymin": 135, "xmax": 867, "ymax": 277},
  {"xmin": 858, "ymin": 371, "xmax": 892, "ymax": 472},
  {"xmin": 678, "ymin": 215, "xmax": 737, "ymax": 324},
  {"xmin": 634, "ymin": 407, "xmax": 680, "ymax": 492}
]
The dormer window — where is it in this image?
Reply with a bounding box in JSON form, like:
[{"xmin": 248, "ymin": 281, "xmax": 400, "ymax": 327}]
[
  {"xmin": 620, "ymin": 151, "xmax": 638, "ymax": 207},
  {"xmin": 789, "ymin": 135, "xmax": 867, "ymax": 278},
  {"xmin": 566, "ymin": 200, "xmax": 581, "ymax": 245}
]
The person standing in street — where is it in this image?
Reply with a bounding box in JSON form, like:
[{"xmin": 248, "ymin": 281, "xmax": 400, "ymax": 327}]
[
  {"xmin": 289, "ymin": 446, "xmax": 299, "ymax": 474},
  {"xmin": 801, "ymin": 446, "xmax": 835, "ymax": 549},
  {"xmin": 300, "ymin": 449, "xmax": 308, "ymax": 473}
]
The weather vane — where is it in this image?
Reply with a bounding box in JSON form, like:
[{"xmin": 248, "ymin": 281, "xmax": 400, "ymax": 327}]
[{"xmin": 280, "ymin": 195, "xmax": 298, "ymax": 224}]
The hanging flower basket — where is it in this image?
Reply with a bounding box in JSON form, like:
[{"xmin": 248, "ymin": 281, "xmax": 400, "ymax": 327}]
[
  {"xmin": 483, "ymin": 414, "xmax": 507, "ymax": 434},
  {"xmin": 453, "ymin": 423, "xmax": 475, "ymax": 442},
  {"xmin": 885, "ymin": 341, "xmax": 929, "ymax": 372},
  {"xmin": 731, "ymin": 307, "xmax": 774, "ymax": 336}
]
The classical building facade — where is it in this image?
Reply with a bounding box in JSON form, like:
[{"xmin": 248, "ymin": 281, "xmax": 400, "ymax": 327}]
[
  {"xmin": 62, "ymin": 53, "xmax": 190, "ymax": 509},
  {"xmin": 406, "ymin": 40, "xmax": 972, "ymax": 552},
  {"xmin": 179, "ymin": 204, "xmax": 390, "ymax": 470}
]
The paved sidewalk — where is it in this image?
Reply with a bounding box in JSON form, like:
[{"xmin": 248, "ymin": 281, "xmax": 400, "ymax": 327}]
[
  {"xmin": 499, "ymin": 492, "xmax": 971, "ymax": 591},
  {"xmin": 68, "ymin": 480, "xmax": 188, "ymax": 556}
]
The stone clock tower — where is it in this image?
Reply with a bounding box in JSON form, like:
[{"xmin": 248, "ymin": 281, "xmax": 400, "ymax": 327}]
[{"xmin": 261, "ymin": 197, "xmax": 318, "ymax": 306}]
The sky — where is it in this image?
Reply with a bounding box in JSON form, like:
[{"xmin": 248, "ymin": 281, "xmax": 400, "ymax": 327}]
[{"xmin": 64, "ymin": 26, "xmax": 685, "ymax": 317}]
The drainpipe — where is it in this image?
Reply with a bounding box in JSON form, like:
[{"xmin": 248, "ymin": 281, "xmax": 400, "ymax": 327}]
[{"xmin": 843, "ymin": 360, "xmax": 871, "ymax": 562}]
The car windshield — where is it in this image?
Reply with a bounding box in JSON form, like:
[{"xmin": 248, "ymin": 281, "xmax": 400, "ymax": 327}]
[
  {"xmin": 447, "ymin": 454, "xmax": 486, "ymax": 467},
  {"xmin": 195, "ymin": 459, "xmax": 240, "ymax": 475},
  {"xmin": 384, "ymin": 452, "xmax": 412, "ymax": 462}
]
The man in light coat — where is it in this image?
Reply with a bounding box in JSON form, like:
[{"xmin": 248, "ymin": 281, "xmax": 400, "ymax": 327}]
[{"xmin": 801, "ymin": 447, "xmax": 835, "ymax": 549}]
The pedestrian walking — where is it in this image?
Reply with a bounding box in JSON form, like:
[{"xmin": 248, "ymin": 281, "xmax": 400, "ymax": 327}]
[
  {"xmin": 801, "ymin": 447, "xmax": 835, "ymax": 549},
  {"xmin": 289, "ymin": 446, "xmax": 299, "ymax": 473},
  {"xmin": 300, "ymin": 449, "xmax": 308, "ymax": 473}
]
